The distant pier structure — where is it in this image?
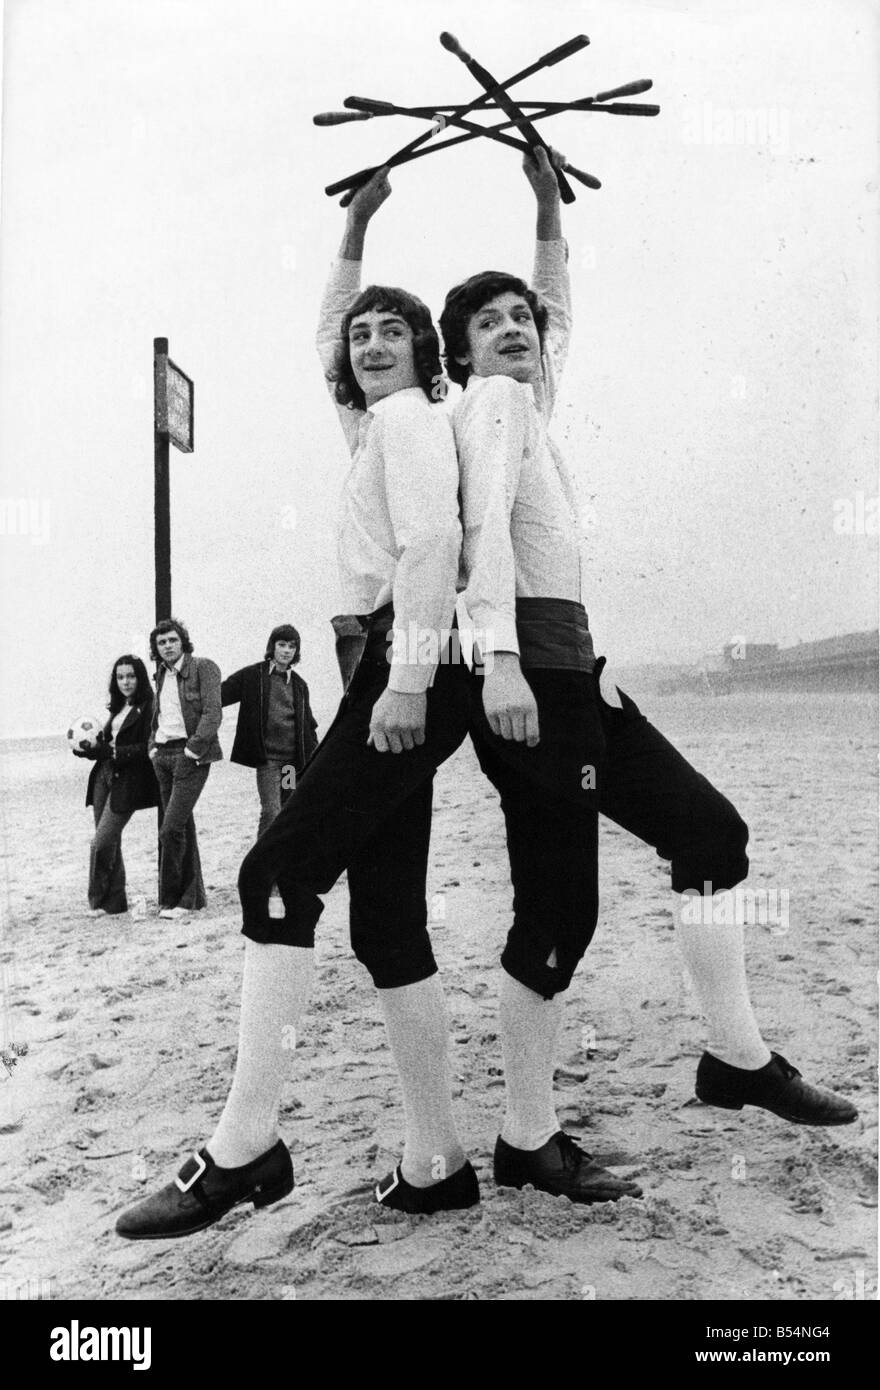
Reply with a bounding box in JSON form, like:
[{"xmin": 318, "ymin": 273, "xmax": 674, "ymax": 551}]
[{"xmin": 657, "ymin": 630, "xmax": 879, "ymax": 696}]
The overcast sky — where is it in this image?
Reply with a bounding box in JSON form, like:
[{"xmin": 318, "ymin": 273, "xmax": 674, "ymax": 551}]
[{"xmin": 0, "ymin": 0, "xmax": 877, "ymax": 737}]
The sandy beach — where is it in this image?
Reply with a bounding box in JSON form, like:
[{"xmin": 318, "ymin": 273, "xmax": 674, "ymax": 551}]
[{"xmin": 0, "ymin": 689, "xmax": 875, "ymax": 1302}]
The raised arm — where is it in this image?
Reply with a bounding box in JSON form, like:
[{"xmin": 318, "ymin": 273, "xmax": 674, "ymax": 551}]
[
  {"xmin": 524, "ymin": 147, "xmax": 572, "ymax": 411},
  {"xmin": 316, "ymin": 168, "xmax": 392, "ymax": 450}
]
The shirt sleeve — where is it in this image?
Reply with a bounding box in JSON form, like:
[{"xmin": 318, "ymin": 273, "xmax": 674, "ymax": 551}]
[
  {"xmin": 457, "ymin": 375, "xmax": 532, "ymax": 661},
  {"xmin": 377, "ymin": 398, "xmax": 462, "ymax": 694},
  {"xmin": 531, "ymin": 237, "xmax": 572, "ymax": 419},
  {"xmin": 316, "ymin": 256, "xmax": 365, "ymax": 455}
]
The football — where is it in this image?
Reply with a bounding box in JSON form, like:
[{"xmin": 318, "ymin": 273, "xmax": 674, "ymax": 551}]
[{"xmin": 67, "ymin": 715, "xmax": 104, "ymax": 753}]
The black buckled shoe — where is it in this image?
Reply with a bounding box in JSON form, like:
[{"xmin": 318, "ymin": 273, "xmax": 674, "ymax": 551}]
[
  {"xmin": 695, "ymin": 1051, "xmax": 859, "ymax": 1126},
  {"xmin": 115, "ymin": 1140, "xmax": 294, "ymax": 1240},
  {"xmin": 375, "ymin": 1160, "xmax": 480, "ymax": 1214},
  {"xmin": 494, "ymin": 1132, "xmax": 642, "ymax": 1204}
]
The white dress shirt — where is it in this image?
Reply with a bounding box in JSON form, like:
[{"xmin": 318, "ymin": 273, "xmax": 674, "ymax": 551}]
[
  {"xmin": 454, "ymin": 238, "xmax": 584, "ymax": 660},
  {"xmin": 316, "ymin": 258, "xmax": 462, "ymax": 694},
  {"xmin": 109, "ymin": 706, "xmax": 130, "ymax": 750},
  {"xmin": 155, "ymin": 656, "xmax": 187, "ymax": 742}
]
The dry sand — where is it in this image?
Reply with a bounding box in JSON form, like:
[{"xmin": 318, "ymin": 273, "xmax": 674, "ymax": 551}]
[{"xmin": 0, "ymin": 691, "xmax": 876, "ymax": 1302}]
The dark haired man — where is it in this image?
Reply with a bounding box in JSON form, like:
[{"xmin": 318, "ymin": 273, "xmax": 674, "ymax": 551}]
[
  {"xmin": 440, "ymin": 147, "xmax": 856, "ymax": 1205},
  {"xmin": 221, "ymin": 624, "xmax": 319, "ymax": 837},
  {"xmin": 116, "ymin": 171, "xmax": 476, "ymax": 1241},
  {"xmin": 148, "ymin": 618, "xmax": 222, "ymax": 920}
]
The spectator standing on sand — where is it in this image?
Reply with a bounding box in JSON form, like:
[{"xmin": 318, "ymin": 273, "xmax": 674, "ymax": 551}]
[
  {"xmin": 148, "ymin": 618, "xmax": 222, "ymax": 920},
  {"xmin": 75, "ymin": 654, "xmax": 159, "ymax": 917},
  {"xmin": 221, "ymin": 624, "xmax": 319, "ymax": 838}
]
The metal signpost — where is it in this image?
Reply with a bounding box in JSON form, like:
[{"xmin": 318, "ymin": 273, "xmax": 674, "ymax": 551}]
[{"xmin": 153, "ymin": 337, "xmax": 194, "ymax": 623}]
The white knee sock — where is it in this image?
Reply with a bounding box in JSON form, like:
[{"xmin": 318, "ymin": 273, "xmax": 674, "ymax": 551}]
[
  {"xmin": 675, "ymin": 891, "xmax": 771, "ymax": 1070},
  {"xmin": 499, "ymin": 970, "xmax": 563, "ymax": 1152},
  {"xmin": 207, "ymin": 941, "xmax": 314, "ymax": 1169},
  {"xmin": 377, "ymin": 976, "xmax": 466, "ymax": 1188}
]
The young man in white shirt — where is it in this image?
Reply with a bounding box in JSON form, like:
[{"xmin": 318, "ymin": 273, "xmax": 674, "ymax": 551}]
[
  {"xmin": 439, "ymin": 147, "xmax": 857, "ymax": 1204},
  {"xmin": 116, "ymin": 171, "xmax": 478, "ymax": 1240}
]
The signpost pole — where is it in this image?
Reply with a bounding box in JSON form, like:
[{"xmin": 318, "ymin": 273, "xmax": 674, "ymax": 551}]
[
  {"xmin": 153, "ymin": 335, "xmax": 195, "ymax": 906},
  {"xmin": 153, "ymin": 337, "xmax": 172, "ymax": 623}
]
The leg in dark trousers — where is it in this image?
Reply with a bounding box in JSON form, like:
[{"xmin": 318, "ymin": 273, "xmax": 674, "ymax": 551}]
[
  {"xmin": 238, "ymin": 653, "xmax": 470, "ymax": 959},
  {"xmin": 255, "ymin": 761, "xmax": 286, "ymax": 840},
  {"xmin": 593, "ymin": 660, "xmax": 749, "ymax": 891},
  {"xmin": 347, "ymin": 777, "xmax": 436, "ymax": 988},
  {"xmin": 468, "ymin": 667, "xmax": 607, "ymax": 1000},
  {"xmin": 89, "ymin": 762, "xmax": 133, "ymax": 913},
  {"xmin": 153, "ymin": 750, "xmax": 210, "ymax": 910}
]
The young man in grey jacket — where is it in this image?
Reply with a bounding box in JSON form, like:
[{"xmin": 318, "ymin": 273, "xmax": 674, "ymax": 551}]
[{"xmin": 148, "ymin": 617, "xmax": 222, "ymax": 919}]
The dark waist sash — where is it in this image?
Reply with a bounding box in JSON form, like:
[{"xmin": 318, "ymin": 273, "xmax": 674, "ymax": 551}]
[
  {"xmin": 329, "ymin": 602, "xmax": 395, "ymax": 692},
  {"xmin": 331, "ymin": 598, "xmax": 591, "ymax": 688},
  {"xmin": 514, "ymin": 597, "xmax": 595, "ymax": 672}
]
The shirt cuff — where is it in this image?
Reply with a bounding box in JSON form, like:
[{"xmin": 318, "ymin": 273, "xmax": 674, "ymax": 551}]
[
  {"xmin": 471, "ymin": 612, "xmax": 520, "ymax": 662},
  {"xmin": 387, "ymin": 660, "xmax": 434, "ymax": 695}
]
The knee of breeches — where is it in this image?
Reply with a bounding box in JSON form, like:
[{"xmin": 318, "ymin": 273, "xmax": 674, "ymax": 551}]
[
  {"xmin": 501, "ymin": 914, "xmax": 595, "ymax": 1001},
  {"xmin": 349, "ymin": 908, "xmax": 437, "ymax": 991},
  {"xmin": 671, "ymin": 807, "xmax": 750, "ymax": 894},
  {"xmin": 241, "ymin": 917, "xmax": 316, "ymax": 949}
]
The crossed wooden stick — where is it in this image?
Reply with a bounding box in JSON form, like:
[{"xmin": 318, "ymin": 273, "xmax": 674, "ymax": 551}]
[{"xmin": 315, "ymin": 33, "xmax": 660, "ymax": 204}]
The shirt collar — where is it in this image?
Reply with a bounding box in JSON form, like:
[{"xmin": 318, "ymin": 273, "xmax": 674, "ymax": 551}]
[
  {"xmin": 366, "ymin": 386, "xmax": 426, "ymax": 418},
  {"xmin": 269, "ymin": 660, "xmax": 292, "ymax": 683},
  {"xmin": 464, "ymin": 372, "xmax": 537, "ymax": 402}
]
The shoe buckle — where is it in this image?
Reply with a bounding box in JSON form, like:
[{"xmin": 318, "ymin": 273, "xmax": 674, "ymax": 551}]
[
  {"xmin": 375, "ymin": 1169, "xmax": 400, "ymax": 1204},
  {"xmin": 175, "ymin": 1151, "xmax": 208, "ymax": 1194}
]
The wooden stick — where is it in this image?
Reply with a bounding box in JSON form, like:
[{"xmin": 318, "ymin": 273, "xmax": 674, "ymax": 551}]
[
  {"xmin": 343, "ymin": 96, "xmax": 602, "ymax": 188},
  {"xmin": 327, "ymin": 33, "xmax": 592, "ymax": 201},
  {"xmin": 439, "ymin": 31, "xmax": 576, "ymax": 203}
]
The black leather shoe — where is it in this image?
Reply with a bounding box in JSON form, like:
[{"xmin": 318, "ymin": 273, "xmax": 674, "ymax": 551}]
[
  {"xmin": 494, "ymin": 1132, "xmax": 642, "ymax": 1204},
  {"xmin": 375, "ymin": 1160, "xmax": 480, "ymax": 1214},
  {"xmin": 115, "ymin": 1140, "xmax": 294, "ymax": 1240},
  {"xmin": 695, "ymin": 1051, "xmax": 858, "ymax": 1126}
]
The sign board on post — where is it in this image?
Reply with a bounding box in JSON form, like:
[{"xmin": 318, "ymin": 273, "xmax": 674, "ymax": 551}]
[
  {"xmin": 153, "ymin": 337, "xmax": 195, "ymax": 625},
  {"xmin": 154, "ymin": 351, "xmax": 194, "ymax": 453}
]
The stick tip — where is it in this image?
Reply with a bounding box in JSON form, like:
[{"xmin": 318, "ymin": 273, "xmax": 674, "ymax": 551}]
[{"xmin": 439, "ymin": 31, "xmax": 459, "ymax": 54}]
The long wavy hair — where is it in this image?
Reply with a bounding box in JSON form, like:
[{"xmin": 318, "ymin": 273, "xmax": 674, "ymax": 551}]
[
  {"xmin": 327, "ymin": 285, "xmax": 445, "ymax": 411},
  {"xmin": 439, "ymin": 271, "xmax": 549, "ymax": 389},
  {"xmin": 107, "ymin": 655, "xmax": 153, "ymax": 715}
]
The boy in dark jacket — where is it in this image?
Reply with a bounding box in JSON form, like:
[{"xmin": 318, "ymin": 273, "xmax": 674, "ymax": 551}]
[{"xmin": 221, "ymin": 624, "xmax": 319, "ymax": 837}]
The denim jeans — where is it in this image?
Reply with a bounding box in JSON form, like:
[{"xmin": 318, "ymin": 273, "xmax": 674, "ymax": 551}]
[{"xmin": 254, "ymin": 760, "xmax": 295, "ymax": 840}]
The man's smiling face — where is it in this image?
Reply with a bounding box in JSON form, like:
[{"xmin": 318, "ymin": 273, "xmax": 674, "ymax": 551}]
[
  {"xmin": 348, "ymin": 309, "xmax": 419, "ymax": 406},
  {"xmin": 457, "ymin": 291, "xmax": 541, "ymax": 384}
]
